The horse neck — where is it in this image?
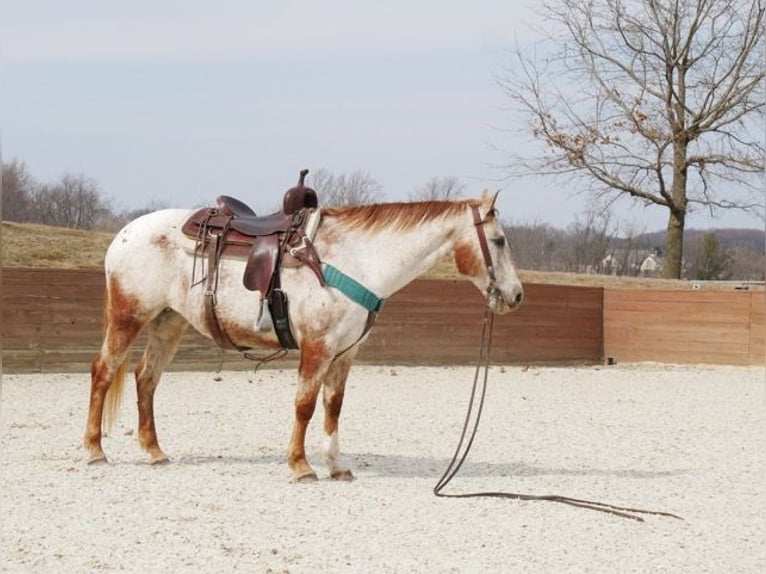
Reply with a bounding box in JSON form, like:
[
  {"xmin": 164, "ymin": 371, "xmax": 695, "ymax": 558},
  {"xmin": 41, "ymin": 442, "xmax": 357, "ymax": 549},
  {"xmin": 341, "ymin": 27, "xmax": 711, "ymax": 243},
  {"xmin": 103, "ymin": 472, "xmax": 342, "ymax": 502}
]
[{"xmin": 318, "ymin": 210, "xmax": 466, "ymax": 298}]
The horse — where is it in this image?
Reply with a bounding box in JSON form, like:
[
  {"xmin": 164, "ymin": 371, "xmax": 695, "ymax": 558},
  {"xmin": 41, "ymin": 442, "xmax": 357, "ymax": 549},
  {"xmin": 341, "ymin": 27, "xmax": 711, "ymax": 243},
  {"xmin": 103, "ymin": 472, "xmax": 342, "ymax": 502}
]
[{"xmin": 83, "ymin": 191, "xmax": 524, "ymax": 481}]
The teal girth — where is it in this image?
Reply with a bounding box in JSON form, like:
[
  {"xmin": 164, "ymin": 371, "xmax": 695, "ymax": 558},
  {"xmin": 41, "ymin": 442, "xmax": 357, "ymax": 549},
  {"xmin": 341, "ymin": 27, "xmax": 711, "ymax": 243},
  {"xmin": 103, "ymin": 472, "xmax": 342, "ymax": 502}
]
[{"xmin": 321, "ymin": 263, "xmax": 384, "ymax": 312}]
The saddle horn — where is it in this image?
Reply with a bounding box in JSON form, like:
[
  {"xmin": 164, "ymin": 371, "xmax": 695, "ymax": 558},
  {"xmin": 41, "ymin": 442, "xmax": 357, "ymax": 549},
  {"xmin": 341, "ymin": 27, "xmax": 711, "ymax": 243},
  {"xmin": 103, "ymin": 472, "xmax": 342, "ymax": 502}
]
[{"xmin": 283, "ymin": 168, "xmax": 318, "ymax": 214}]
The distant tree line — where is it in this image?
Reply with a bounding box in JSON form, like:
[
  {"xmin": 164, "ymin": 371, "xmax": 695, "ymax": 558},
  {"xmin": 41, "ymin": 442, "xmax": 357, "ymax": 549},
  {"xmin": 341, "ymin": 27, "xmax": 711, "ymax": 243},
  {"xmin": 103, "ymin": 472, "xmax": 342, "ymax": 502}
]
[
  {"xmin": 507, "ymin": 220, "xmax": 763, "ymax": 281},
  {"xmin": 3, "ymin": 158, "xmax": 761, "ymax": 280},
  {"xmin": 2, "ymin": 160, "xmax": 119, "ymax": 230}
]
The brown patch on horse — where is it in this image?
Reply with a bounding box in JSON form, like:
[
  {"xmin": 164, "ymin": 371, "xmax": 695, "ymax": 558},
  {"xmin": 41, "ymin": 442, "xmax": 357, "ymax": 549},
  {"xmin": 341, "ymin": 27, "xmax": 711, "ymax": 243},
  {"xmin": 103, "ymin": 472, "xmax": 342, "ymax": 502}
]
[
  {"xmin": 101, "ymin": 278, "xmax": 146, "ymax": 429},
  {"xmin": 106, "ymin": 276, "xmax": 146, "ymax": 341},
  {"xmin": 322, "ymin": 199, "xmax": 478, "ymax": 232},
  {"xmin": 299, "ymin": 338, "xmax": 331, "ymax": 382},
  {"xmin": 323, "ymin": 387, "xmax": 344, "ymax": 436},
  {"xmin": 293, "ymin": 338, "xmax": 332, "ymax": 421},
  {"xmin": 453, "ymin": 240, "xmax": 482, "ymax": 277},
  {"xmin": 151, "ymin": 233, "xmax": 171, "ymax": 250}
]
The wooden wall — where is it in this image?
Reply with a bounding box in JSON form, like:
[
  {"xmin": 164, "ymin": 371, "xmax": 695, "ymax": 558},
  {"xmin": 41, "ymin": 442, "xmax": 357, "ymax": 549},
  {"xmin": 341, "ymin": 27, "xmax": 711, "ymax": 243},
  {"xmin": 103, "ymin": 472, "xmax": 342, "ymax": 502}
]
[
  {"xmin": 1, "ymin": 268, "xmax": 272, "ymax": 373},
  {"xmin": 1, "ymin": 268, "xmax": 602, "ymax": 373},
  {"xmin": 360, "ymin": 279, "xmax": 603, "ymax": 365},
  {"xmin": 2, "ymin": 268, "xmax": 764, "ymax": 372},
  {"xmin": 603, "ymin": 289, "xmax": 765, "ymax": 365}
]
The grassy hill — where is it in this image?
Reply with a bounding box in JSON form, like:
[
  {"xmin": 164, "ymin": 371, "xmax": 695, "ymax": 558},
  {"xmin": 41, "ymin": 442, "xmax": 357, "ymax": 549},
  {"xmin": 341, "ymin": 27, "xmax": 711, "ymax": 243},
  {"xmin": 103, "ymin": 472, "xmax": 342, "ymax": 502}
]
[{"xmin": 2, "ymin": 221, "xmax": 113, "ymax": 269}]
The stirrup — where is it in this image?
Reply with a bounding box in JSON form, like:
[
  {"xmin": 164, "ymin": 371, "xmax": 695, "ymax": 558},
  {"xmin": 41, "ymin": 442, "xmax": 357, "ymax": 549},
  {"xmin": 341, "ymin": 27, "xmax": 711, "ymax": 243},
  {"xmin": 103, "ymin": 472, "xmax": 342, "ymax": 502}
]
[{"xmin": 254, "ymin": 299, "xmax": 273, "ymax": 332}]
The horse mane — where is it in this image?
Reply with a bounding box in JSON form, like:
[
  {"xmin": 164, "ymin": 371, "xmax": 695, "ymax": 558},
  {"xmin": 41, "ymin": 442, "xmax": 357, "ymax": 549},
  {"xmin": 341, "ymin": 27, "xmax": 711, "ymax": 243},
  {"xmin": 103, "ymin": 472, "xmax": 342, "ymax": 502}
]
[{"xmin": 321, "ymin": 198, "xmax": 480, "ymax": 232}]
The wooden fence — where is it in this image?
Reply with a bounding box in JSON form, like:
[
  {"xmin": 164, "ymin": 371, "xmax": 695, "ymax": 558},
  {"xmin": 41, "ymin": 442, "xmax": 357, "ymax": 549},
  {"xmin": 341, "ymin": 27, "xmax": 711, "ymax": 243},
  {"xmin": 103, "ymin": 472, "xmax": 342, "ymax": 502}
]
[
  {"xmin": 359, "ymin": 279, "xmax": 603, "ymax": 365},
  {"xmin": 1, "ymin": 268, "xmax": 763, "ymax": 372},
  {"xmin": 1, "ymin": 268, "xmax": 601, "ymax": 373},
  {"xmin": 603, "ymin": 289, "xmax": 765, "ymax": 365}
]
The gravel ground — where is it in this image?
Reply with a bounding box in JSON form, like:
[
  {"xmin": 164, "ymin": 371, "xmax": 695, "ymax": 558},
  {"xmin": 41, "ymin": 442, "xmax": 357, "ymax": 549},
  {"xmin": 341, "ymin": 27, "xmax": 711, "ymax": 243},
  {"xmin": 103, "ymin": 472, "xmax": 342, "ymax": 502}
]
[{"xmin": 2, "ymin": 363, "xmax": 764, "ymax": 573}]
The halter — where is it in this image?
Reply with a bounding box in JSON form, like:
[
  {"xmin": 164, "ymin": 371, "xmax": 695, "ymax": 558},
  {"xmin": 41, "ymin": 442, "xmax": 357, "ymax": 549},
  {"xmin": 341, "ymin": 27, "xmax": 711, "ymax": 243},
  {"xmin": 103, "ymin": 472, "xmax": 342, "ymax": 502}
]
[{"xmin": 470, "ymin": 205, "xmax": 501, "ymax": 303}]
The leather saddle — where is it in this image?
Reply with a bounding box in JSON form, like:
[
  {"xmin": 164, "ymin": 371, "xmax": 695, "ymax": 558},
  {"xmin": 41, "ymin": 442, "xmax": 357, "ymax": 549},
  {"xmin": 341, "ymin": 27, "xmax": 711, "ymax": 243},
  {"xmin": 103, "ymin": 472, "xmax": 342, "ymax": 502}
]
[
  {"xmin": 180, "ymin": 169, "xmax": 323, "ymax": 351},
  {"xmin": 181, "ymin": 170, "xmax": 320, "ymax": 293}
]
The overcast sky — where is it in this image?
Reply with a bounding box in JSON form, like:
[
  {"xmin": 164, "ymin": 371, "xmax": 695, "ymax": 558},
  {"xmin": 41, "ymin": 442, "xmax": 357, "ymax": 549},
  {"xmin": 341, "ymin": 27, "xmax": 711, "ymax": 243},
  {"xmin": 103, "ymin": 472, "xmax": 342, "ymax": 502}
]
[{"xmin": 1, "ymin": 0, "xmax": 763, "ymax": 231}]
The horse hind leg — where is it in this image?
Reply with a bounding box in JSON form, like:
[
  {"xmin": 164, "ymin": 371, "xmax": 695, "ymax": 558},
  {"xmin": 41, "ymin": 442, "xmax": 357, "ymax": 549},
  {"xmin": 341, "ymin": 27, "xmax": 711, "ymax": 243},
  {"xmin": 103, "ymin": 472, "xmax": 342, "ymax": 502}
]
[
  {"xmin": 134, "ymin": 309, "xmax": 188, "ymax": 464},
  {"xmin": 321, "ymin": 351, "xmax": 358, "ymax": 481},
  {"xmin": 85, "ymin": 350, "xmax": 134, "ymax": 464},
  {"xmin": 84, "ymin": 280, "xmax": 146, "ymax": 464}
]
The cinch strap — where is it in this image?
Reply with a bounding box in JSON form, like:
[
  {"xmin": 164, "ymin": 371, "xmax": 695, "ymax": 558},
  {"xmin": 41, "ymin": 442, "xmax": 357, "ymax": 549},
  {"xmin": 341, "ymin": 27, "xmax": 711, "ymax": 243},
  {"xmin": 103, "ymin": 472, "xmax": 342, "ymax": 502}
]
[{"xmin": 321, "ymin": 263, "xmax": 384, "ymax": 312}]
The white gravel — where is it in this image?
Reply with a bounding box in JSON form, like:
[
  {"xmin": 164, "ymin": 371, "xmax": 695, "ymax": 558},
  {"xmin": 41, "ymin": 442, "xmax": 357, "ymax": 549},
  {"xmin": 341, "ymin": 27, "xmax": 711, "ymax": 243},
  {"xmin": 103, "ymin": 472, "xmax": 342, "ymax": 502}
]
[{"xmin": 2, "ymin": 363, "xmax": 764, "ymax": 573}]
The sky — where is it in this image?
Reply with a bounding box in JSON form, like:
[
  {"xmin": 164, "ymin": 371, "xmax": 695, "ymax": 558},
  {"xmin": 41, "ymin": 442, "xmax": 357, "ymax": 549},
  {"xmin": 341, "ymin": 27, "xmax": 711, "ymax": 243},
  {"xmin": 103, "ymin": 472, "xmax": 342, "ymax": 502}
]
[{"xmin": 1, "ymin": 0, "xmax": 763, "ymax": 232}]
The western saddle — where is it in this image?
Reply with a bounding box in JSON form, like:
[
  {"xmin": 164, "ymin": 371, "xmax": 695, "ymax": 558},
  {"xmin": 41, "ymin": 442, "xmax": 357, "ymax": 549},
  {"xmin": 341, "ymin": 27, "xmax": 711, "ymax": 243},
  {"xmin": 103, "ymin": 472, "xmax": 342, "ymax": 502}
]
[{"xmin": 181, "ymin": 169, "xmax": 323, "ymax": 351}]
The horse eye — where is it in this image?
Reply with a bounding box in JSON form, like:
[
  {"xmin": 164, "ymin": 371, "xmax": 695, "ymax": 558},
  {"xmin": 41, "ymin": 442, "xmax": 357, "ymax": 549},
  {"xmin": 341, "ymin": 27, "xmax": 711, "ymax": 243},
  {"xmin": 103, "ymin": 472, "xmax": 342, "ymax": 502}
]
[{"xmin": 491, "ymin": 236, "xmax": 506, "ymax": 249}]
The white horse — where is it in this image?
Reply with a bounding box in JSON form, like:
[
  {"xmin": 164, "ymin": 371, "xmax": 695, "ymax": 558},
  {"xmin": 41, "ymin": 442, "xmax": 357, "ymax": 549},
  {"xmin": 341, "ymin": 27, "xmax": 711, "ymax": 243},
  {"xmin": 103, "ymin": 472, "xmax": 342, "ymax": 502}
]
[{"xmin": 84, "ymin": 191, "xmax": 523, "ymax": 481}]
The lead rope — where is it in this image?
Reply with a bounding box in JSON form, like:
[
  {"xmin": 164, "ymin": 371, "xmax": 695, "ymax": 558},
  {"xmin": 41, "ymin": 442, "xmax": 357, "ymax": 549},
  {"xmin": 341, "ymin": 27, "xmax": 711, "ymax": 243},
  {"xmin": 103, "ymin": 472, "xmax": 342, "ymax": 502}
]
[{"xmin": 433, "ymin": 303, "xmax": 684, "ymax": 523}]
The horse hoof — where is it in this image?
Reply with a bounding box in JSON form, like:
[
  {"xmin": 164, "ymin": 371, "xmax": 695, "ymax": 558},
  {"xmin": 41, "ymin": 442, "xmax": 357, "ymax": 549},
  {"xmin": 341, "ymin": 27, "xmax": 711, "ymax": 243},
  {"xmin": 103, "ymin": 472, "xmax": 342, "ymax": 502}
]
[
  {"xmin": 149, "ymin": 455, "xmax": 170, "ymax": 466},
  {"xmin": 87, "ymin": 454, "xmax": 108, "ymax": 465},
  {"xmin": 331, "ymin": 469, "xmax": 355, "ymax": 482},
  {"xmin": 292, "ymin": 471, "xmax": 318, "ymax": 483}
]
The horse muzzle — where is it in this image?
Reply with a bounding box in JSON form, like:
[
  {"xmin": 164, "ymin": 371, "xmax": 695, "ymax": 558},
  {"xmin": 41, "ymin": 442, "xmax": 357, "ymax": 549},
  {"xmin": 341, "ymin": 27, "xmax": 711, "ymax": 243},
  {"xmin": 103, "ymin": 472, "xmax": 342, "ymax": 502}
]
[{"xmin": 486, "ymin": 284, "xmax": 524, "ymax": 315}]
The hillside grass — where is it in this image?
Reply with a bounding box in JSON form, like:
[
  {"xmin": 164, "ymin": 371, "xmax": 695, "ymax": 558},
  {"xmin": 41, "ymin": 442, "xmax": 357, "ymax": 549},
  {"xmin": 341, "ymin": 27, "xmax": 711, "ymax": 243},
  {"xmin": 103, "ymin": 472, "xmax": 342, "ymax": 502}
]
[
  {"xmin": 2, "ymin": 220, "xmax": 759, "ymax": 290},
  {"xmin": 2, "ymin": 221, "xmax": 113, "ymax": 269}
]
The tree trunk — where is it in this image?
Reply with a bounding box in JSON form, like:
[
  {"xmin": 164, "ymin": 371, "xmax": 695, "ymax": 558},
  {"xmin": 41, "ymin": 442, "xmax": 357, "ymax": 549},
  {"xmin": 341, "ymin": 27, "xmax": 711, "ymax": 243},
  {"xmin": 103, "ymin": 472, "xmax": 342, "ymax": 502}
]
[
  {"xmin": 663, "ymin": 134, "xmax": 688, "ymax": 279},
  {"xmin": 663, "ymin": 209, "xmax": 685, "ymax": 278}
]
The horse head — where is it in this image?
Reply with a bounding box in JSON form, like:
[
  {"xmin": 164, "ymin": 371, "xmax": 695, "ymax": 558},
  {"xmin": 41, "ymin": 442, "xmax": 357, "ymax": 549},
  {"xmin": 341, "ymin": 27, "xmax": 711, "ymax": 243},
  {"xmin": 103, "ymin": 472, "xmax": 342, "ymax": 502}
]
[{"xmin": 455, "ymin": 191, "xmax": 524, "ymax": 314}]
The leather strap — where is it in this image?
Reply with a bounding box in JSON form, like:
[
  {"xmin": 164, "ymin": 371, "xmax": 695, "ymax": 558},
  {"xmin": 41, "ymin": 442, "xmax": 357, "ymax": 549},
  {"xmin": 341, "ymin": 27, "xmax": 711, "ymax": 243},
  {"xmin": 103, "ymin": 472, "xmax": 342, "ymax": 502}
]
[
  {"xmin": 471, "ymin": 205, "xmax": 496, "ymax": 286},
  {"xmin": 268, "ymin": 288, "xmax": 299, "ymax": 350},
  {"xmin": 286, "ymin": 229, "xmax": 325, "ymax": 287},
  {"xmin": 203, "ymin": 233, "xmax": 243, "ymax": 351},
  {"xmin": 334, "ymin": 310, "xmax": 378, "ymax": 359}
]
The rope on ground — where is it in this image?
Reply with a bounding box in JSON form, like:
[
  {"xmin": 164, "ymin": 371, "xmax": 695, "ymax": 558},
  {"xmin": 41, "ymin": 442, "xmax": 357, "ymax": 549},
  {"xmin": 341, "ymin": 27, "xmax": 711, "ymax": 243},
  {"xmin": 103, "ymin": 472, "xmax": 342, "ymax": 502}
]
[{"xmin": 433, "ymin": 306, "xmax": 684, "ymax": 523}]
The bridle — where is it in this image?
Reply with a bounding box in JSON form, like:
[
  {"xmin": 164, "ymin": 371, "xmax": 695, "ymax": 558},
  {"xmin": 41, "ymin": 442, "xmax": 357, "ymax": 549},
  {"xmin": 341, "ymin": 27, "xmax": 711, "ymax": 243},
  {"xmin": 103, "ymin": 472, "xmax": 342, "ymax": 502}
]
[{"xmin": 470, "ymin": 204, "xmax": 501, "ymax": 304}]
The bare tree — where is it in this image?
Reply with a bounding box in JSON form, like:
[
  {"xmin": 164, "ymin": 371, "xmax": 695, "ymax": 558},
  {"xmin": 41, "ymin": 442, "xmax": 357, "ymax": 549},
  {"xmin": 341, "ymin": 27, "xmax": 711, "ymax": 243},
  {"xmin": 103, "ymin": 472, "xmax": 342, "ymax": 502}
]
[
  {"xmin": 729, "ymin": 244, "xmax": 766, "ymax": 280},
  {"xmin": 687, "ymin": 232, "xmax": 734, "ymax": 279},
  {"xmin": 309, "ymin": 168, "xmax": 383, "ymax": 206},
  {"xmin": 610, "ymin": 222, "xmax": 653, "ymax": 277},
  {"xmin": 504, "ymin": 220, "xmax": 566, "ymax": 270},
  {"xmin": 561, "ymin": 201, "xmax": 616, "ymax": 273},
  {"xmin": 2, "ymin": 159, "xmax": 37, "ymax": 222},
  {"xmin": 409, "ymin": 176, "xmax": 466, "ymax": 201},
  {"xmin": 33, "ymin": 173, "xmax": 110, "ymax": 229},
  {"xmin": 499, "ymin": 0, "xmax": 764, "ymax": 278}
]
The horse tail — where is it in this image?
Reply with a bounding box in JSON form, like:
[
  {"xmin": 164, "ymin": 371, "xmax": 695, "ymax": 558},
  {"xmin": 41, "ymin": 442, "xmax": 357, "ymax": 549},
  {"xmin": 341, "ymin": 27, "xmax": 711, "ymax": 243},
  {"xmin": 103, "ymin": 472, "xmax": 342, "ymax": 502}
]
[
  {"xmin": 98, "ymin": 285, "xmax": 133, "ymax": 434},
  {"xmin": 103, "ymin": 355, "xmax": 130, "ymax": 434}
]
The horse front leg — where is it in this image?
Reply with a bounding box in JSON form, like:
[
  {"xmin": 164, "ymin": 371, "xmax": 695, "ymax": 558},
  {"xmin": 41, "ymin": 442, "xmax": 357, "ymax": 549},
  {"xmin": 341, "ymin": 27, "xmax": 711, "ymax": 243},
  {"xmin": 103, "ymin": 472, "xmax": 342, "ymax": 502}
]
[
  {"xmin": 321, "ymin": 351, "xmax": 357, "ymax": 481},
  {"xmin": 288, "ymin": 339, "xmax": 334, "ymax": 482}
]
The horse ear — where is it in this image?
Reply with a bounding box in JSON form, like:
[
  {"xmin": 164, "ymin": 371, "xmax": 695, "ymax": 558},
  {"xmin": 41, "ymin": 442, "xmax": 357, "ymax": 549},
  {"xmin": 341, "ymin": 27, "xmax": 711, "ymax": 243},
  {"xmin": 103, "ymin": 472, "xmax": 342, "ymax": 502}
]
[{"xmin": 478, "ymin": 190, "xmax": 500, "ymax": 219}]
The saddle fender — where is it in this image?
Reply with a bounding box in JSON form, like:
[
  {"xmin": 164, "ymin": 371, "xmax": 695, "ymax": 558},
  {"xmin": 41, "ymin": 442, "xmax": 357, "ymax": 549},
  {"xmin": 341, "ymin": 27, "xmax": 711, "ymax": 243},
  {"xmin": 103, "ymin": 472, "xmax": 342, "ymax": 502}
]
[{"xmin": 243, "ymin": 235, "xmax": 280, "ymax": 293}]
